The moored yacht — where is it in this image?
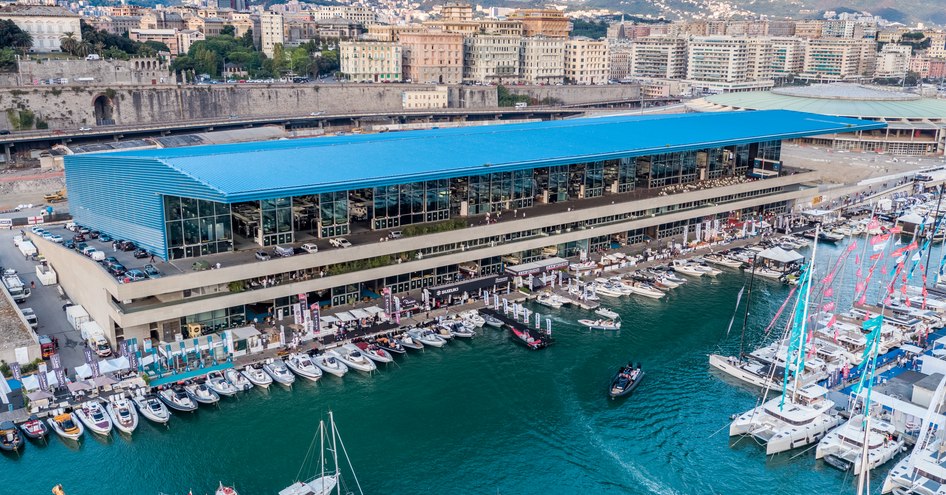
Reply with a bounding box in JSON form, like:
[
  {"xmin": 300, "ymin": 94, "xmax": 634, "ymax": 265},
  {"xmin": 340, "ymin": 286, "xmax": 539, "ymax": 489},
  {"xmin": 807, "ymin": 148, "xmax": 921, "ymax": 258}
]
[
  {"xmin": 184, "ymin": 382, "xmax": 221, "ymax": 406},
  {"xmin": 263, "ymin": 358, "xmax": 296, "ymax": 386},
  {"xmin": 670, "ymin": 260, "xmax": 704, "ymax": 277},
  {"xmin": 158, "ymin": 386, "xmax": 198, "ymax": 412},
  {"xmin": 206, "ymin": 371, "xmax": 240, "ymax": 397},
  {"xmin": 132, "ymin": 393, "xmax": 171, "ymax": 424},
  {"xmin": 47, "ymin": 412, "xmax": 84, "ymax": 441},
  {"xmin": 352, "ymin": 341, "xmax": 394, "ymax": 363},
  {"xmin": 240, "ymin": 364, "xmax": 273, "ymax": 388},
  {"xmin": 285, "ymin": 353, "xmax": 323, "ymax": 382},
  {"xmin": 105, "ymin": 396, "xmax": 139, "ymax": 435},
  {"xmin": 730, "ymin": 384, "xmax": 842, "ymax": 455},
  {"xmin": 312, "ymin": 352, "xmax": 349, "ymax": 377},
  {"xmin": 535, "ymin": 292, "xmax": 564, "ymax": 309},
  {"xmin": 407, "ymin": 328, "xmax": 446, "ymax": 348},
  {"xmin": 327, "ymin": 347, "xmax": 377, "ymax": 373},
  {"xmin": 73, "ymin": 400, "xmax": 114, "ymax": 436},
  {"xmin": 225, "ymin": 368, "xmax": 254, "ymax": 391},
  {"xmin": 816, "ymin": 414, "xmax": 903, "ymax": 473}
]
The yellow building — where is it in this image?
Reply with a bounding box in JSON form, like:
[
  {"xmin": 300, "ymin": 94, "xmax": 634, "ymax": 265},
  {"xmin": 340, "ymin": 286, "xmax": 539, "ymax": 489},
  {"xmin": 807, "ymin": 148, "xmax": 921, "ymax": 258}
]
[
  {"xmin": 564, "ymin": 38, "xmax": 610, "ymax": 85},
  {"xmin": 508, "ymin": 9, "xmax": 569, "ymax": 39},
  {"xmin": 340, "ymin": 41, "xmax": 402, "ymax": 82}
]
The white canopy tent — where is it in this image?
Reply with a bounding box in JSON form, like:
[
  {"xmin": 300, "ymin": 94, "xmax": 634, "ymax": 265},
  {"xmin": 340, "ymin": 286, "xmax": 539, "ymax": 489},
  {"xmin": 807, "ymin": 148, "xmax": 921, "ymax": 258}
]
[
  {"xmin": 335, "ymin": 312, "xmax": 356, "ymax": 323},
  {"xmin": 349, "ymin": 308, "xmax": 371, "ymax": 320},
  {"xmin": 20, "ymin": 371, "xmax": 60, "ymax": 391},
  {"xmin": 757, "ymin": 246, "xmax": 804, "ymax": 264},
  {"xmin": 364, "ymin": 306, "xmax": 384, "ymax": 315}
]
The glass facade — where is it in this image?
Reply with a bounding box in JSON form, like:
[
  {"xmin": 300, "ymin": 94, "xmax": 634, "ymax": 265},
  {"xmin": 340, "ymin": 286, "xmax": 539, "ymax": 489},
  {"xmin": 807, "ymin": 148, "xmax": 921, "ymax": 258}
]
[
  {"xmin": 320, "ymin": 191, "xmax": 350, "ymax": 238},
  {"xmin": 181, "ymin": 305, "xmax": 245, "ymax": 335},
  {"xmin": 164, "ymin": 195, "xmax": 233, "ymax": 260},
  {"xmin": 467, "ymin": 171, "xmax": 534, "ymax": 215},
  {"xmin": 261, "ymin": 197, "xmax": 293, "ymax": 246},
  {"xmin": 373, "ymin": 179, "xmax": 450, "ymax": 229}
]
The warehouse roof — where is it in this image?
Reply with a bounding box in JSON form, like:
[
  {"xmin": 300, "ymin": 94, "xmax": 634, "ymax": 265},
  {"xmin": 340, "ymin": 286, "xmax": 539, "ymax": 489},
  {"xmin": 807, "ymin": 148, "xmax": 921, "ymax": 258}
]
[{"xmin": 69, "ymin": 110, "xmax": 884, "ymax": 201}]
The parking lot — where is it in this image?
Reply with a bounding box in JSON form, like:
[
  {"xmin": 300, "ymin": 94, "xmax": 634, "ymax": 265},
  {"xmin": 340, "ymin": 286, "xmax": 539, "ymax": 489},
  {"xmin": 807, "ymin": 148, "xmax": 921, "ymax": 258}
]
[{"xmin": 0, "ymin": 227, "xmax": 87, "ymax": 369}]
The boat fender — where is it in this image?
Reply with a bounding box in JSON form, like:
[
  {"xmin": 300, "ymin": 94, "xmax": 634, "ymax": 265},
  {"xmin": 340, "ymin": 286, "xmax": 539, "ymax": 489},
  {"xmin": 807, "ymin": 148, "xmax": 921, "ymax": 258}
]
[{"xmin": 729, "ymin": 414, "xmax": 737, "ymax": 421}]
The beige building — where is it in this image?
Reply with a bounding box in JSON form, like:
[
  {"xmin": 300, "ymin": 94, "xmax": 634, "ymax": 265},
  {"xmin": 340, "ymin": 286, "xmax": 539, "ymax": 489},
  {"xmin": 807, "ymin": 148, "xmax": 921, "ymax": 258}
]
[
  {"xmin": 800, "ymin": 38, "xmax": 875, "ymax": 81},
  {"xmin": 607, "ymin": 22, "xmax": 651, "ymax": 41},
  {"xmin": 769, "ymin": 37, "xmax": 805, "ymax": 76},
  {"xmin": 400, "ymin": 31, "xmax": 464, "ymax": 84},
  {"xmin": 130, "ymin": 29, "xmax": 181, "ymax": 55},
  {"xmin": 520, "ymin": 37, "xmax": 565, "ymax": 84},
  {"xmin": 309, "ymin": 6, "xmax": 377, "ymax": 24},
  {"xmin": 687, "ymin": 36, "xmax": 769, "ymax": 83},
  {"xmin": 178, "ymin": 29, "xmax": 206, "ymax": 55},
  {"xmin": 564, "ymin": 38, "xmax": 609, "ymax": 85},
  {"xmin": 609, "ymin": 42, "xmax": 632, "ymax": 81},
  {"xmin": 366, "ymin": 24, "xmax": 428, "ymax": 42},
  {"xmin": 340, "ymin": 41, "xmax": 402, "ymax": 82},
  {"xmin": 794, "ymin": 20, "xmax": 823, "ymax": 39},
  {"xmin": 875, "ymin": 43, "xmax": 911, "ymax": 78},
  {"xmin": 0, "ymin": 4, "xmax": 81, "ymax": 53},
  {"xmin": 439, "ymin": 3, "xmax": 473, "ymax": 21},
  {"xmin": 929, "ymin": 32, "xmax": 946, "ymax": 59},
  {"xmin": 463, "ymin": 34, "xmax": 521, "ymax": 84},
  {"xmin": 402, "ymin": 86, "xmax": 449, "ymax": 109},
  {"xmin": 629, "ymin": 36, "xmax": 687, "ymax": 79},
  {"xmin": 508, "ymin": 9, "xmax": 569, "ymax": 39},
  {"xmin": 260, "ymin": 12, "xmax": 284, "ymax": 58},
  {"xmin": 480, "ymin": 20, "xmax": 523, "ymax": 37}
]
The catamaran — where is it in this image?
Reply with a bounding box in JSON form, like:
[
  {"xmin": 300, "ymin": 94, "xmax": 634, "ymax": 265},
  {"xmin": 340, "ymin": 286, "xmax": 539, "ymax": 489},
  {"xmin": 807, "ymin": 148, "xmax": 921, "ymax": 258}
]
[{"xmin": 816, "ymin": 414, "xmax": 903, "ymax": 473}]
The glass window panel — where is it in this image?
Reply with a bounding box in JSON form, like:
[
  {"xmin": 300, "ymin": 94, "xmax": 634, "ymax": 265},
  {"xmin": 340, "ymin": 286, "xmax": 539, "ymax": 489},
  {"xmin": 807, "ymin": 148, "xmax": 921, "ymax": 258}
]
[
  {"xmin": 164, "ymin": 196, "xmax": 182, "ymax": 221},
  {"xmin": 183, "ymin": 218, "xmax": 201, "ymax": 245},
  {"xmin": 200, "ymin": 217, "xmax": 213, "ymax": 242},
  {"xmin": 167, "ymin": 221, "xmax": 184, "ymax": 247},
  {"xmin": 181, "ymin": 197, "xmax": 198, "ymax": 219},
  {"xmin": 198, "ymin": 199, "xmax": 214, "ymax": 218}
]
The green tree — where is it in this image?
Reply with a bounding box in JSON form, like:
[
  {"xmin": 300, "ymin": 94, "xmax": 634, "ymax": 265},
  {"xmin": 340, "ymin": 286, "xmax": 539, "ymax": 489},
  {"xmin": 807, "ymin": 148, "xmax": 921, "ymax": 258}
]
[
  {"xmin": 241, "ymin": 29, "xmax": 254, "ymax": 48},
  {"xmin": 60, "ymin": 31, "xmax": 79, "ymax": 56},
  {"xmin": 315, "ymin": 49, "xmax": 338, "ymax": 76},
  {"xmin": 290, "ymin": 46, "xmax": 313, "ymax": 76},
  {"xmin": 0, "ymin": 47, "xmax": 16, "ymax": 71},
  {"xmin": 271, "ymin": 43, "xmax": 288, "ymax": 75},
  {"xmin": 221, "ymin": 25, "xmax": 236, "ymax": 37},
  {"xmin": 0, "ymin": 19, "xmax": 32, "ymax": 53}
]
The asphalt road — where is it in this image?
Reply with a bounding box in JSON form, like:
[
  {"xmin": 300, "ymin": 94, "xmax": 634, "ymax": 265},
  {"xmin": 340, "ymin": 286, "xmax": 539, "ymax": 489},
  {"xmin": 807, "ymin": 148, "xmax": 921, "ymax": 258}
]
[{"xmin": 0, "ymin": 227, "xmax": 85, "ymax": 369}]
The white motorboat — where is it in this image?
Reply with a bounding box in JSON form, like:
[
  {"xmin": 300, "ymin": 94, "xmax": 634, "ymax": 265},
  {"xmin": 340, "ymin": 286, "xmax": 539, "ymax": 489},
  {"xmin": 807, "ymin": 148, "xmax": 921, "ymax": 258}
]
[
  {"xmin": 407, "ymin": 328, "xmax": 446, "ymax": 347},
  {"xmin": 327, "ymin": 347, "xmax": 377, "ymax": 373},
  {"xmin": 624, "ymin": 281, "xmax": 665, "ymax": 299},
  {"xmin": 670, "ymin": 260, "xmax": 704, "ymax": 277},
  {"xmin": 594, "ymin": 284, "xmax": 626, "ymax": 298},
  {"xmin": 285, "ymin": 353, "xmax": 324, "ymax": 382},
  {"xmin": 691, "ymin": 262, "xmax": 722, "ymax": 277},
  {"xmin": 578, "ymin": 318, "xmax": 621, "ymax": 330},
  {"xmin": 206, "ymin": 371, "xmax": 240, "ymax": 396},
  {"xmin": 351, "ymin": 342, "xmax": 393, "ymax": 363},
  {"xmin": 225, "ymin": 368, "xmax": 254, "ymax": 391},
  {"xmin": 47, "ymin": 412, "xmax": 84, "ymax": 441},
  {"xmin": 263, "ymin": 358, "xmax": 296, "ymax": 386},
  {"xmin": 482, "ymin": 314, "xmax": 504, "ymax": 328},
  {"xmin": 396, "ymin": 332, "xmax": 425, "ymax": 350},
  {"xmin": 443, "ymin": 321, "xmax": 475, "ymax": 338},
  {"xmin": 73, "ymin": 400, "xmax": 113, "ymax": 436},
  {"xmin": 105, "ymin": 396, "xmax": 139, "ymax": 435},
  {"xmin": 702, "ymin": 254, "xmax": 744, "ymax": 269},
  {"xmin": 535, "ymin": 292, "xmax": 564, "ymax": 309},
  {"xmin": 816, "ymin": 414, "xmax": 903, "ymax": 473},
  {"xmin": 185, "ymin": 382, "xmax": 221, "ymax": 405},
  {"xmin": 708, "ymin": 354, "xmax": 783, "ymax": 390},
  {"xmin": 159, "ymin": 386, "xmax": 198, "ymax": 412},
  {"xmin": 434, "ymin": 325, "xmax": 454, "ymax": 340},
  {"xmin": 751, "ymin": 266, "xmax": 787, "ymax": 279},
  {"xmin": 458, "ymin": 310, "xmax": 485, "ymax": 327},
  {"xmin": 595, "ymin": 308, "xmax": 620, "ymax": 320},
  {"xmin": 132, "ymin": 393, "xmax": 171, "ymax": 424},
  {"xmin": 730, "ymin": 384, "xmax": 842, "ymax": 455},
  {"xmin": 313, "ymin": 352, "xmax": 349, "ymax": 377},
  {"xmin": 240, "ymin": 364, "xmax": 273, "ymax": 388}
]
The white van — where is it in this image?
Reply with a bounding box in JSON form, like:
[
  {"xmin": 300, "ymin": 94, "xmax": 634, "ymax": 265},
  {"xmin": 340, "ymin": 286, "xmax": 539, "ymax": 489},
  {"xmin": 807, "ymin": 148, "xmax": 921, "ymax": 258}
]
[{"xmin": 273, "ymin": 245, "xmax": 294, "ymax": 258}]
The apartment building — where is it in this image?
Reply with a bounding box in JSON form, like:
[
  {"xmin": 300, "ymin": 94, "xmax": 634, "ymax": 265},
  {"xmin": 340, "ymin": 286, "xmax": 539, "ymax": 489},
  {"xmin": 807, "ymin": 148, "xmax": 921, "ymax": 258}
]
[
  {"xmin": 875, "ymin": 43, "xmax": 912, "ymax": 78},
  {"xmin": 609, "ymin": 43, "xmax": 632, "ymax": 81},
  {"xmin": 606, "ymin": 21, "xmax": 651, "ymax": 41},
  {"xmin": 794, "ymin": 20, "xmax": 823, "ymax": 39},
  {"xmin": 309, "ymin": 6, "xmax": 377, "ymax": 24},
  {"xmin": 520, "ymin": 37, "xmax": 566, "ymax": 84},
  {"xmin": 130, "ymin": 29, "xmax": 181, "ymax": 54},
  {"xmin": 687, "ymin": 36, "xmax": 755, "ymax": 83},
  {"xmin": 800, "ymin": 38, "xmax": 875, "ymax": 81},
  {"xmin": 260, "ymin": 11, "xmax": 284, "ymax": 58},
  {"xmin": 400, "ymin": 32, "xmax": 464, "ymax": 84},
  {"xmin": 508, "ymin": 9, "xmax": 569, "ymax": 39},
  {"xmin": 929, "ymin": 32, "xmax": 946, "ymax": 59},
  {"xmin": 463, "ymin": 34, "xmax": 521, "ymax": 84},
  {"xmin": 629, "ymin": 36, "xmax": 687, "ymax": 79},
  {"xmin": 769, "ymin": 37, "xmax": 805, "ymax": 76},
  {"xmin": 339, "ymin": 41, "xmax": 402, "ymax": 82},
  {"xmin": 564, "ymin": 38, "xmax": 609, "ymax": 85}
]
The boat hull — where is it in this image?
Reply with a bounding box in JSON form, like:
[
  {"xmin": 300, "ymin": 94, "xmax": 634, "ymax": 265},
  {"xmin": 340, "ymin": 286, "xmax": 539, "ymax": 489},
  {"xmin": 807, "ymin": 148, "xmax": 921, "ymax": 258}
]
[
  {"xmin": 240, "ymin": 367, "xmax": 273, "ymax": 388},
  {"xmin": 133, "ymin": 396, "xmax": 171, "ymax": 423},
  {"xmin": 106, "ymin": 402, "xmax": 139, "ymax": 435},
  {"xmin": 158, "ymin": 390, "xmax": 198, "ymax": 412}
]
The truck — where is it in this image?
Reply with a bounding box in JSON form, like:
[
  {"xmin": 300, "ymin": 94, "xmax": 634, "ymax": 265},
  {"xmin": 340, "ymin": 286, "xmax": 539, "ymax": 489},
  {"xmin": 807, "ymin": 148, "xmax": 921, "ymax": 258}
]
[
  {"xmin": 43, "ymin": 190, "xmax": 66, "ymax": 203},
  {"xmin": 65, "ymin": 304, "xmax": 90, "ymax": 331},
  {"xmin": 18, "ymin": 240, "xmax": 37, "ymax": 257},
  {"xmin": 2, "ymin": 273, "xmax": 30, "ymax": 302},
  {"xmin": 79, "ymin": 320, "xmax": 111, "ymax": 357}
]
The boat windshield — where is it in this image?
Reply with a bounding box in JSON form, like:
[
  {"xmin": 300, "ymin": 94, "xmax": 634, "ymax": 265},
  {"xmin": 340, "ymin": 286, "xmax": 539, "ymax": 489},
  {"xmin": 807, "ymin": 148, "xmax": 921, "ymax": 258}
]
[{"xmin": 62, "ymin": 419, "xmax": 77, "ymax": 429}]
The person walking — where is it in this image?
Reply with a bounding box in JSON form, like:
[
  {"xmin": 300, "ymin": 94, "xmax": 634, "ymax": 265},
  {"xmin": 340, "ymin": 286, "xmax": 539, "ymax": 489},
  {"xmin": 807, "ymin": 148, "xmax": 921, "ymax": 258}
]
[{"xmin": 150, "ymin": 254, "xmax": 156, "ymax": 263}]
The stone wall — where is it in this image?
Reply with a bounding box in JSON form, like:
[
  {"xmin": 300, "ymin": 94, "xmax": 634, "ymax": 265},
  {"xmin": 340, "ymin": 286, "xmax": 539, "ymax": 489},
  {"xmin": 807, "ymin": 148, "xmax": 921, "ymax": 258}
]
[
  {"xmin": 0, "ymin": 84, "xmax": 500, "ymax": 130},
  {"xmin": 0, "ymin": 58, "xmax": 170, "ymax": 87},
  {"xmin": 505, "ymin": 84, "xmax": 641, "ymax": 105}
]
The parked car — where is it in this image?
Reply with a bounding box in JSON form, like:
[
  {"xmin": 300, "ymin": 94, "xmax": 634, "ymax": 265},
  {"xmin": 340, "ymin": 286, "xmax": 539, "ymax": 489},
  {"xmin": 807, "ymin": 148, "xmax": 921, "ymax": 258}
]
[
  {"xmin": 49, "ymin": 234, "xmax": 63, "ymax": 243},
  {"xmin": 63, "ymin": 240, "xmax": 75, "ymax": 249},
  {"xmin": 107, "ymin": 263, "xmax": 127, "ymax": 276},
  {"xmin": 143, "ymin": 264, "xmax": 162, "ymax": 278},
  {"xmin": 73, "ymin": 233, "xmax": 86, "ymax": 242},
  {"xmin": 41, "ymin": 232, "xmax": 54, "ymax": 240},
  {"xmin": 121, "ymin": 269, "xmax": 148, "ymax": 283},
  {"xmin": 133, "ymin": 248, "xmax": 149, "ymax": 259},
  {"xmin": 78, "ymin": 227, "xmax": 90, "ymax": 235},
  {"xmin": 118, "ymin": 240, "xmax": 136, "ymax": 251},
  {"xmin": 255, "ymin": 251, "xmax": 271, "ymax": 261},
  {"xmin": 98, "ymin": 233, "xmax": 112, "ymax": 242},
  {"xmin": 329, "ymin": 238, "xmax": 351, "ymax": 248},
  {"xmin": 89, "ymin": 231, "xmax": 100, "ymax": 239},
  {"xmin": 301, "ymin": 243, "xmax": 319, "ymax": 253},
  {"xmin": 102, "ymin": 256, "xmax": 119, "ymax": 267},
  {"xmin": 76, "ymin": 242, "xmax": 88, "ymax": 252},
  {"xmin": 30, "ymin": 227, "xmax": 44, "ymax": 234},
  {"xmin": 388, "ymin": 231, "xmax": 403, "ymax": 240}
]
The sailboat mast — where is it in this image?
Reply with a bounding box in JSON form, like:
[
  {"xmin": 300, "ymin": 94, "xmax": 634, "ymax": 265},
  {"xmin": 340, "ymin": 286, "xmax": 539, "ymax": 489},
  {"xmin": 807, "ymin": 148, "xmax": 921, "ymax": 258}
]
[
  {"xmin": 330, "ymin": 411, "xmax": 340, "ymax": 495},
  {"xmin": 793, "ymin": 224, "xmax": 819, "ymax": 398},
  {"xmin": 738, "ymin": 252, "xmax": 758, "ymax": 358},
  {"xmin": 319, "ymin": 416, "xmax": 326, "ymax": 482}
]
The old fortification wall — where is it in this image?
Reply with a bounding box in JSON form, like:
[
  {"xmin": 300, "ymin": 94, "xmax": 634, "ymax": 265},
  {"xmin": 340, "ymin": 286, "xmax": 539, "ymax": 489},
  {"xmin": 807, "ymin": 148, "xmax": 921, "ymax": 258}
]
[
  {"xmin": 506, "ymin": 84, "xmax": 642, "ymax": 105},
  {"xmin": 0, "ymin": 84, "xmax": 502, "ymax": 130}
]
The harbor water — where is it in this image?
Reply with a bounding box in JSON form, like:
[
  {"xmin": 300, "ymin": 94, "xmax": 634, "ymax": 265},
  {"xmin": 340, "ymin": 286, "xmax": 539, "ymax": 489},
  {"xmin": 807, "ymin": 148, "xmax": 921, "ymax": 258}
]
[{"xmin": 2, "ymin": 240, "xmax": 917, "ymax": 494}]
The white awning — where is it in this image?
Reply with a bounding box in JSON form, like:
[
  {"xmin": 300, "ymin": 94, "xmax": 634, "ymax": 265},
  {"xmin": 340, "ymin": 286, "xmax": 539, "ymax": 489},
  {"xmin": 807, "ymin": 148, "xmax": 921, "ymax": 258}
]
[
  {"xmin": 898, "ymin": 212, "xmax": 925, "ymax": 224},
  {"xmin": 757, "ymin": 246, "xmax": 804, "ymax": 264},
  {"xmin": 335, "ymin": 312, "xmax": 356, "ymax": 322},
  {"xmin": 364, "ymin": 306, "xmax": 384, "ymax": 315},
  {"xmin": 21, "ymin": 371, "xmax": 60, "ymax": 391},
  {"xmin": 74, "ymin": 364, "xmax": 93, "ymax": 380},
  {"xmin": 319, "ymin": 315, "xmax": 339, "ymax": 324},
  {"xmin": 902, "ymin": 344, "xmax": 925, "ymax": 355},
  {"xmin": 349, "ymin": 308, "xmax": 371, "ymax": 319},
  {"xmin": 230, "ymin": 326, "xmax": 261, "ymax": 340}
]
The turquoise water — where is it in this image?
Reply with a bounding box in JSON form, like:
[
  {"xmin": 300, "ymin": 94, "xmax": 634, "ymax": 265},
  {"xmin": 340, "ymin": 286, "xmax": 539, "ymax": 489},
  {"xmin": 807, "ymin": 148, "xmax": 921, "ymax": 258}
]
[{"xmin": 2, "ymin": 241, "xmax": 914, "ymax": 495}]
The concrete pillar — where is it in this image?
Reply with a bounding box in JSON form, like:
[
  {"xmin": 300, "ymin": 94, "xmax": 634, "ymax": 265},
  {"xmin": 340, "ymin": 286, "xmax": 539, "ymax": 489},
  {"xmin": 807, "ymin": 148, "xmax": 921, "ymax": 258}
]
[{"xmin": 3, "ymin": 144, "xmax": 10, "ymax": 164}]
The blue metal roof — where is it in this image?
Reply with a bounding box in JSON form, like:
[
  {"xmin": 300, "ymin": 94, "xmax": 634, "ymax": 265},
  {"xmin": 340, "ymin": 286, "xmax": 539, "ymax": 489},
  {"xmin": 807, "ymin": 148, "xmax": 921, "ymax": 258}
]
[{"xmin": 81, "ymin": 110, "xmax": 884, "ymax": 202}]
